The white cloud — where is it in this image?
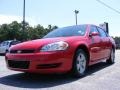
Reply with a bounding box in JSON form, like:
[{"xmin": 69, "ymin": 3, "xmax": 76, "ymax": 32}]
[{"xmin": 0, "ymin": 14, "xmax": 37, "ymax": 26}]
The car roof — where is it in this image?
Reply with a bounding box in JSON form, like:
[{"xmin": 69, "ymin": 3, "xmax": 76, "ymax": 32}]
[{"xmin": 65, "ymin": 24, "xmax": 100, "ymax": 28}]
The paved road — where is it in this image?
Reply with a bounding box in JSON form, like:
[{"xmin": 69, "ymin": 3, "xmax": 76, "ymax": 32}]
[{"xmin": 0, "ymin": 50, "xmax": 120, "ymax": 90}]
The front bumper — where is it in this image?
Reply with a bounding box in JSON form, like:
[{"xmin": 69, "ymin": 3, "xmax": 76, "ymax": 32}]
[{"xmin": 5, "ymin": 51, "xmax": 73, "ymax": 74}]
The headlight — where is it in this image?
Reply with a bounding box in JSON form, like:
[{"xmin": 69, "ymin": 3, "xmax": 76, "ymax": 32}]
[{"xmin": 40, "ymin": 41, "xmax": 69, "ymax": 51}]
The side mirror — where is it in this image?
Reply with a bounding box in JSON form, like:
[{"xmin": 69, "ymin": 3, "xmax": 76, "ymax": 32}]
[{"xmin": 89, "ymin": 32, "xmax": 99, "ymax": 37}]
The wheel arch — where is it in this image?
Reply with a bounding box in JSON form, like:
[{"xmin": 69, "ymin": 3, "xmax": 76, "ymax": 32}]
[
  {"xmin": 71, "ymin": 44, "xmax": 90, "ymax": 77},
  {"xmin": 74, "ymin": 44, "xmax": 90, "ymax": 64}
]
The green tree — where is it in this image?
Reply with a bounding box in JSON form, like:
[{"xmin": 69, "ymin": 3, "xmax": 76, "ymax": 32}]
[
  {"xmin": 0, "ymin": 21, "xmax": 58, "ymax": 42},
  {"xmin": 0, "ymin": 24, "xmax": 10, "ymax": 41}
]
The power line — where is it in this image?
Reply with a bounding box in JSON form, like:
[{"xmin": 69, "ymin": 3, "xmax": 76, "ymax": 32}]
[{"xmin": 96, "ymin": 0, "xmax": 120, "ymax": 14}]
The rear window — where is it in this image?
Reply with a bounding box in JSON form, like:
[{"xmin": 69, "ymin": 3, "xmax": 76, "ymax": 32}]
[
  {"xmin": 11, "ymin": 41, "xmax": 21, "ymax": 45},
  {"xmin": 43, "ymin": 25, "xmax": 87, "ymax": 38}
]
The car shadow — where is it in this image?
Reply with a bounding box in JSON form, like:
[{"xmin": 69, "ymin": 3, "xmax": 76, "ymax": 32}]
[{"xmin": 0, "ymin": 62, "xmax": 112, "ymax": 89}]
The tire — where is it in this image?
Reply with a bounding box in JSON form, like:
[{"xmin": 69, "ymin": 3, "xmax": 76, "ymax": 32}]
[
  {"xmin": 106, "ymin": 49, "xmax": 115, "ymax": 64},
  {"xmin": 5, "ymin": 50, "xmax": 8, "ymax": 55},
  {"xmin": 5, "ymin": 50, "xmax": 8, "ymax": 53},
  {"xmin": 72, "ymin": 49, "xmax": 88, "ymax": 77}
]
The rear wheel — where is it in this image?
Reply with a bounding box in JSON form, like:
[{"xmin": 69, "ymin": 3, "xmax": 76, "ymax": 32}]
[
  {"xmin": 106, "ymin": 49, "xmax": 115, "ymax": 64},
  {"xmin": 72, "ymin": 49, "xmax": 88, "ymax": 77}
]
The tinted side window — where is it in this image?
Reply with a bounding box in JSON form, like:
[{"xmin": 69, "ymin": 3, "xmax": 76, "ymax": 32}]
[
  {"xmin": 97, "ymin": 27, "xmax": 107, "ymax": 37},
  {"xmin": 90, "ymin": 26, "xmax": 99, "ymax": 34}
]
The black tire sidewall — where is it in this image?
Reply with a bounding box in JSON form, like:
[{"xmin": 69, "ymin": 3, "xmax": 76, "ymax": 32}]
[{"xmin": 107, "ymin": 49, "xmax": 115, "ymax": 64}]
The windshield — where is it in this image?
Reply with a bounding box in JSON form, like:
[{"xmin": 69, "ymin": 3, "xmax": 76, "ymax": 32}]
[{"xmin": 43, "ymin": 25, "xmax": 87, "ymax": 38}]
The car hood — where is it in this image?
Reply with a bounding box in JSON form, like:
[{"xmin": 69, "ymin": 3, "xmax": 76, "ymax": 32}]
[{"xmin": 10, "ymin": 36, "xmax": 85, "ymax": 50}]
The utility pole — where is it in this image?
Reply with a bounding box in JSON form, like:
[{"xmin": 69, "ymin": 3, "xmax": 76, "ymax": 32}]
[
  {"xmin": 99, "ymin": 22, "xmax": 109, "ymax": 34},
  {"xmin": 22, "ymin": 0, "xmax": 26, "ymax": 41},
  {"xmin": 23, "ymin": 0, "xmax": 25, "ymax": 31},
  {"xmin": 74, "ymin": 10, "xmax": 79, "ymax": 25}
]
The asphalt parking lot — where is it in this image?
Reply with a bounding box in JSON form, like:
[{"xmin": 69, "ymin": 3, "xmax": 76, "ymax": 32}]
[{"xmin": 0, "ymin": 50, "xmax": 120, "ymax": 90}]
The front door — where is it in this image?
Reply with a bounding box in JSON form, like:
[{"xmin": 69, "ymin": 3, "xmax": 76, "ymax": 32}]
[{"xmin": 89, "ymin": 26, "xmax": 102, "ymax": 61}]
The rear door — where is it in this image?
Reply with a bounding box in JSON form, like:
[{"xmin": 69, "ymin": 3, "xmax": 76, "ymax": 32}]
[{"xmin": 97, "ymin": 27, "xmax": 111, "ymax": 58}]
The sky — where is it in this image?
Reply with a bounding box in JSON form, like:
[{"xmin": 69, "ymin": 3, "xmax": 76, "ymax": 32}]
[{"xmin": 0, "ymin": 0, "xmax": 120, "ymax": 37}]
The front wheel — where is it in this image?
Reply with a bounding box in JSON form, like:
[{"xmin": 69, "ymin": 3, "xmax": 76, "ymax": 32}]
[
  {"xmin": 106, "ymin": 49, "xmax": 115, "ymax": 64},
  {"xmin": 72, "ymin": 49, "xmax": 88, "ymax": 77}
]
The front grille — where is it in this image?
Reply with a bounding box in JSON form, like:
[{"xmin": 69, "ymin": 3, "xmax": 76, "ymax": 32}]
[
  {"xmin": 10, "ymin": 50, "xmax": 35, "ymax": 53},
  {"xmin": 36, "ymin": 63, "xmax": 62, "ymax": 69},
  {"xmin": 8, "ymin": 60, "xmax": 30, "ymax": 69}
]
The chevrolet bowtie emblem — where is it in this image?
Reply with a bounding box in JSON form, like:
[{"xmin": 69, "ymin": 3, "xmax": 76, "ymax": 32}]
[{"xmin": 17, "ymin": 50, "xmax": 22, "ymax": 53}]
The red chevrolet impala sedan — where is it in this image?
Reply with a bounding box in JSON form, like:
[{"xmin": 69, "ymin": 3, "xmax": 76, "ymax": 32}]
[{"xmin": 5, "ymin": 24, "xmax": 116, "ymax": 77}]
